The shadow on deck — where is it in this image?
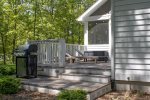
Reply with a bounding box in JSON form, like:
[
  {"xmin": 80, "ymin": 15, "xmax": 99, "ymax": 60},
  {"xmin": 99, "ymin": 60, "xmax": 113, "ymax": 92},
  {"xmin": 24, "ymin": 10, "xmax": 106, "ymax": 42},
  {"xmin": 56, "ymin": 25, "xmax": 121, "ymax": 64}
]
[
  {"xmin": 22, "ymin": 62, "xmax": 112, "ymax": 100},
  {"xmin": 22, "ymin": 76, "xmax": 111, "ymax": 100}
]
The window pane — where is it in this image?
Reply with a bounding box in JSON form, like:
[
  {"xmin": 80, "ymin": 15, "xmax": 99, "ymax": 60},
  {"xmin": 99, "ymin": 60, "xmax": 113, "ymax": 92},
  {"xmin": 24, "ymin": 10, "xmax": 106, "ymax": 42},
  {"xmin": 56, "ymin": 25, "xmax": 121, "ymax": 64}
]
[{"xmin": 88, "ymin": 20, "xmax": 109, "ymax": 44}]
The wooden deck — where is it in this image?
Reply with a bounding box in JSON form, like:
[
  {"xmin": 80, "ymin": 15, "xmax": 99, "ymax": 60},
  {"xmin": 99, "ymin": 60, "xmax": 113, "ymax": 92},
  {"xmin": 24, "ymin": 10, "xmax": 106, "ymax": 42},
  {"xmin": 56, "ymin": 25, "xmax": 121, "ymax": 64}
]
[
  {"xmin": 22, "ymin": 77, "xmax": 109, "ymax": 93},
  {"xmin": 22, "ymin": 77, "xmax": 111, "ymax": 100},
  {"xmin": 23, "ymin": 62, "xmax": 112, "ymax": 100}
]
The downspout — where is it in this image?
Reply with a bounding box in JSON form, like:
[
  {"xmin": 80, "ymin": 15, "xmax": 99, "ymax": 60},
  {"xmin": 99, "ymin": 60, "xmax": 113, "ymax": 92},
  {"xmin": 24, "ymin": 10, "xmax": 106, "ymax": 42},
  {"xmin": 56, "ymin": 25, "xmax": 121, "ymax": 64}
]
[{"xmin": 111, "ymin": 0, "xmax": 116, "ymax": 90}]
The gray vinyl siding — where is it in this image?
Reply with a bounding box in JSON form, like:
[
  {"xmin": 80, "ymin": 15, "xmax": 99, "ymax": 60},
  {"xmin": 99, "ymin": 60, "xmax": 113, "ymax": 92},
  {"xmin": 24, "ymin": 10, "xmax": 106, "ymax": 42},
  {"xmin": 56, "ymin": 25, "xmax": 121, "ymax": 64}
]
[{"xmin": 113, "ymin": 0, "xmax": 150, "ymax": 82}]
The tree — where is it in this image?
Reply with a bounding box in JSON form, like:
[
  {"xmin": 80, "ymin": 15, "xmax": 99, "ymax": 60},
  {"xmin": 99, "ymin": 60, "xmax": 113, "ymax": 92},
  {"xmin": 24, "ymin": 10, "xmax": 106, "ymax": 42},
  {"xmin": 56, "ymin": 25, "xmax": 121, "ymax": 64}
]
[{"xmin": 0, "ymin": 0, "xmax": 96, "ymax": 64}]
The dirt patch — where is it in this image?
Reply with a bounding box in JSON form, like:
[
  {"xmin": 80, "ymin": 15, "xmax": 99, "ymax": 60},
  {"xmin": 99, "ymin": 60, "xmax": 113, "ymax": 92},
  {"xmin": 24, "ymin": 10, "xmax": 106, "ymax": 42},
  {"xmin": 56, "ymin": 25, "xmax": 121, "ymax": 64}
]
[
  {"xmin": 97, "ymin": 91, "xmax": 150, "ymax": 100},
  {"xmin": 0, "ymin": 90, "xmax": 56, "ymax": 100}
]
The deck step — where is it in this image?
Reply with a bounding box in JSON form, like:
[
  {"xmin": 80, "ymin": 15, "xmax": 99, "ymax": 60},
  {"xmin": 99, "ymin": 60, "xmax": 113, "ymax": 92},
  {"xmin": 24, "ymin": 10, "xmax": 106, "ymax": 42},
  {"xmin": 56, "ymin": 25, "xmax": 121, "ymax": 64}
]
[
  {"xmin": 60, "ymin": 73, "xmax": 111, "ymax": 83},
  {"xmin": 37, "ymin": 66, "xmax": 111, "ymax": 77},
  {"xmin": 65, "ymin": 63, "xmax": 111, "ymax": 69},
  {"xmin": 37, "ymin": 66, "xmax": 64, "ymax": 77},
  {"xmin": 22, "ymin": 77, "xmax": 111, "ymax": 100},
  {"xmin": 64, "ymin": 67, "xmax": 111, "ymax": 75}
]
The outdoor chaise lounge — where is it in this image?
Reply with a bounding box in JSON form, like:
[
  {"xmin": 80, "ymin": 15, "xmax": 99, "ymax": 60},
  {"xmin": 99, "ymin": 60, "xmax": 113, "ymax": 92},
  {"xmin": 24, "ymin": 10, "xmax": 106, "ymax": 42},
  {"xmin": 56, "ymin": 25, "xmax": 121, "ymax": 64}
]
[
  {"xmin": 75, "ymin": 49, "xmax": 98, "ymax": 63},
  {"xmin": 75, "ymin": 49, "xmax": 109, "ymax": 62},
  {"xmin": 84, "ymin": 51, "xmax": 109, "ymax": 62},
  {"xmin": 66, "ymin": 51, "xmax": 98, "ymax": 63}
]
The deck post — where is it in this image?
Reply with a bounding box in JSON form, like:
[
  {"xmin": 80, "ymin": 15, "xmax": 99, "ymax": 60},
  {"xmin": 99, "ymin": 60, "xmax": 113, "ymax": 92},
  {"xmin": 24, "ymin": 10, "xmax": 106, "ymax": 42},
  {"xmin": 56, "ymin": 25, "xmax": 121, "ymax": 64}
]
[
  {"xmin": 111, "ymin": 0, "xmax": 116, "ymax": 90},
  {"xmin": 58, "ymin": 39, "xmax": 66, "ymax": 67},
  {"xmin": 84, "ymin": 22, "xmax": 88, "ymax": 46}
]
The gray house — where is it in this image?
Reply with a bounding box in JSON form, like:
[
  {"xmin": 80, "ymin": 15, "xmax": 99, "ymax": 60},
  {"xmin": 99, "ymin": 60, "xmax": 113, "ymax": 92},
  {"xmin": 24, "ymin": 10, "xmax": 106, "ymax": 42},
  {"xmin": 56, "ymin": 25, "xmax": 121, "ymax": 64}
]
[
  {"xmin": 78, "ymin": 0, "xmax": 150, "ymax": 92},
  {"xmin": 112, "ymin": 0, "xmax": 150, "ymax": 92}
]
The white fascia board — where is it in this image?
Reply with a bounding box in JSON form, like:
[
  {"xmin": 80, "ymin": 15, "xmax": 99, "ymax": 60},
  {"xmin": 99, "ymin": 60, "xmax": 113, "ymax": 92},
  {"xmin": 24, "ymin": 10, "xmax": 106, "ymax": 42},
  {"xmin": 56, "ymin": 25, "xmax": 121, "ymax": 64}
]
[
  {"xmin": 83, "ymin": 14, "xmax": 110, "ymax": 21},
  {"xmin": 84, "ymin": 22, "xmax": 88, "ymax": 46},
  {"xmin": 77, "ymin": 0, "xmax": 108, "ymax": 22}
]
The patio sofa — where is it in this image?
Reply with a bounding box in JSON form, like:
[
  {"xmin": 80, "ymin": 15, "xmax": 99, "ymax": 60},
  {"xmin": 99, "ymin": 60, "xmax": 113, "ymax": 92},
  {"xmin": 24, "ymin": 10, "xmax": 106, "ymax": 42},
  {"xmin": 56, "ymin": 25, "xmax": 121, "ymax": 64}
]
[{"xmin": 84, "ymin": 51, "xmax": 109, "ymax": 62}]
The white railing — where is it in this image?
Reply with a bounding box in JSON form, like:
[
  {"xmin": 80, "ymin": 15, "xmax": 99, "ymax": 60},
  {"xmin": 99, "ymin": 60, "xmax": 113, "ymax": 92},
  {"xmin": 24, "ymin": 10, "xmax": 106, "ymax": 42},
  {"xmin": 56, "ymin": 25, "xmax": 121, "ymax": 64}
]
[
  {"xmin": 29, "ymin": 39, "xmax": 66, "ymax": 67},
  {"xmin": 66, "ymin": 44, "xmax": 87, "ymax": 56},
  {"xmin": 29, "ymin": 39, "xmax": 87, "ymax": 67}
]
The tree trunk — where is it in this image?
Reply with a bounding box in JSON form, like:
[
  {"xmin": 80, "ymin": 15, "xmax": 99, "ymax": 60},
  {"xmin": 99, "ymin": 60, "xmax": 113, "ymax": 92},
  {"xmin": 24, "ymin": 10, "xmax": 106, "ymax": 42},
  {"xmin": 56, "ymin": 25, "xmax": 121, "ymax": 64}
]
[
  {"xmin": 12, "ymin": 0, "xmax": 17, "ymax": 63},
  {"xmin": 78, "ymin": 25, "xmax": 81, "ymax": 44},
  {"xmin": 71, "ymin": 24, "xmax": 74, "ymax": 44},
  {"xmin": 33, "ymin": 0, "xmax": 37, "ymax": 40},
  {"xmin": 12, "ymin": 35, "xmax": 16, "ymax": 63},
  {"xmin": 0, "ymin": 33, "xmax": 6, "ymax": 65}
]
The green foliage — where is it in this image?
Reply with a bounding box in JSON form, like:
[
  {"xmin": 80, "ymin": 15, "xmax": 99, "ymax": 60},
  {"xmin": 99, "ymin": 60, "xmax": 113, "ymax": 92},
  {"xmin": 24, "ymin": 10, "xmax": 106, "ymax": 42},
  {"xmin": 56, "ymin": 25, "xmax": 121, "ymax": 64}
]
[
  {"xmin": 0, "ymin": 76, "xmax": 21, "ymax": 94},
  {"xmin": 57, "ymin": 89, "xmax": 87, "ymax": 100},
  {"xmin": 0, "ymin": 64, "xmax": 16, "ymax": 76},
  {"xmin": 0, "ymin": 0, "xmax": 96, "ymax": 64}
]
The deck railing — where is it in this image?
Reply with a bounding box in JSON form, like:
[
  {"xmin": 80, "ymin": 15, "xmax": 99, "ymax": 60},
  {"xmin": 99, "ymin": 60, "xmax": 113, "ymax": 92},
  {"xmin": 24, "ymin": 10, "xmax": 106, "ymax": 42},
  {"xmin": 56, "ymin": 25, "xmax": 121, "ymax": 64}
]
[
  {"xmin": 29, "ymin": 39, "xmax": 66, "ymax": 67},
  {"xmin": 29, "ymin": 39, "xmax": 87, "ymax": 67},
  {"xmin": 66, "ymin": 44, "xmax": 87, "ymax": 56}
]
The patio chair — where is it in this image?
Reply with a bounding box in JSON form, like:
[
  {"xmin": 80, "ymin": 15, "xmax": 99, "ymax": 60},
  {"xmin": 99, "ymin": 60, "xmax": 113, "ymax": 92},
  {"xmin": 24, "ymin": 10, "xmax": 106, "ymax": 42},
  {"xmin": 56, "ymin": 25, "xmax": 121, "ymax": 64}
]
[{"xmin": 65, "ymin": 53, "xmax": 76, "ymax": 63}]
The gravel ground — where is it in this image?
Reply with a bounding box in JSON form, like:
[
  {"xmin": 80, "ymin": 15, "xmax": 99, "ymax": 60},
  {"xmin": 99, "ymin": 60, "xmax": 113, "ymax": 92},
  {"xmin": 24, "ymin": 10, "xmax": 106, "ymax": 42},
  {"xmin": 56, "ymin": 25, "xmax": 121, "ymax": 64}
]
[{"xmin": 1, "ymin": 90, "xmax": 150, "ymax": 100}]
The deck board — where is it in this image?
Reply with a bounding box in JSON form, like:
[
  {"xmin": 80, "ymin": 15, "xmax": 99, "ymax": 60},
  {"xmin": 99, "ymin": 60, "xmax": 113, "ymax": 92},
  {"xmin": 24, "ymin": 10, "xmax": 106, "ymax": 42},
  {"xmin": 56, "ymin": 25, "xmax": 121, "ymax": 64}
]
[{"xmin": 22, "ymin": 77, "xmax": 109, "ymax": 93}]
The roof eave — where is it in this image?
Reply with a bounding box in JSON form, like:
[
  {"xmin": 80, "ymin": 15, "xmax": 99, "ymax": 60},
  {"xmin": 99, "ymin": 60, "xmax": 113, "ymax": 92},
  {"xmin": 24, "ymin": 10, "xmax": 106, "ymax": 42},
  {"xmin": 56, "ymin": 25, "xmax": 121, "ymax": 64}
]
[{"xmin": 77, "ymin": 0, "xmax": 108, "ymax": 22}]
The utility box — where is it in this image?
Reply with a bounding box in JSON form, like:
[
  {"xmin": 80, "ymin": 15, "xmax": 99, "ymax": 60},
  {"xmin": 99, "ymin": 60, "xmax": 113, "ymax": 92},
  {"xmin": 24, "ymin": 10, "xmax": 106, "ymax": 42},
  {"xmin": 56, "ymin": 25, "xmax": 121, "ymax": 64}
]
[{"xmin": 14, "ymin": 44, "xmax": 38, "ymax": 78}]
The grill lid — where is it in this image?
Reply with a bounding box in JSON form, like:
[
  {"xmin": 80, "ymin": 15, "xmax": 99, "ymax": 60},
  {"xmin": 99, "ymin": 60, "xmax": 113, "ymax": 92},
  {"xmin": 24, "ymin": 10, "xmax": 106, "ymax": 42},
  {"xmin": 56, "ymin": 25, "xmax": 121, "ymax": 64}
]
[
  {"xmin": 18, "ymin": 44, "xmax": 29, "ymax": 51},
  {"xmin": 14, "ymin": 44, "xmax": 29, "ymax": 56}
]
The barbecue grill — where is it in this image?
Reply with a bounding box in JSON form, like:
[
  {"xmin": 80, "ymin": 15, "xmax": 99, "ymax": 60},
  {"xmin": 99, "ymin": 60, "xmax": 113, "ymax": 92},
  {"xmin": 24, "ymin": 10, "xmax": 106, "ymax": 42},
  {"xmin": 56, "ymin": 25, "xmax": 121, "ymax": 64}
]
[{"xmin": 14, "ymin": 43, "xmax": 38, "ymax": 78}]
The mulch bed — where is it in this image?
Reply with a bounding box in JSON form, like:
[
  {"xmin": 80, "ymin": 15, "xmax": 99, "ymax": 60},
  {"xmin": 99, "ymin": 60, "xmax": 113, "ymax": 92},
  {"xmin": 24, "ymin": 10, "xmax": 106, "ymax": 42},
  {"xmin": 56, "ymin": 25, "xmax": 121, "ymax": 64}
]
[
  {"xmin": 1, "ymin": 90, "xmax": 150, "ymax": 100},
  {"xmin": 97, "ymin": 91, "xmax": 150, "ymax": 100},
  {"xmin": 0, "ymin": 90, "xmax": 56, "ymax": 100}
]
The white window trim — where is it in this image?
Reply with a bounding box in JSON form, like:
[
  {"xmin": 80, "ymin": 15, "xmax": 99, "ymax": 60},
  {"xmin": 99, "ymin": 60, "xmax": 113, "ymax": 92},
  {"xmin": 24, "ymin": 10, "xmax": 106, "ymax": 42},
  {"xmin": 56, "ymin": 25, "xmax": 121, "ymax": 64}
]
[
  {"xmin": 84, "ymin": 18, "xmax": 111, "ymax": 52},
  {"xmin": 84, "ymin": 22, "xmax": 88, "ymax": 46}
]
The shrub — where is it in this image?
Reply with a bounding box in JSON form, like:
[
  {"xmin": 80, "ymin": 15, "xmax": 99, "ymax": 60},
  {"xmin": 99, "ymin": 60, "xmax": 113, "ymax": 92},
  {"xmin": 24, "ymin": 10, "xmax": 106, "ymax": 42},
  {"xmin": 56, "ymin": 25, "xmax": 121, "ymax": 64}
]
[
  {"xmin": 57, "ymin": 89, "xmax": 87, "ymax": 100},
  {"xmin": 0, "ymin": 65, "xmax": 16, "ymax": 75},
  {"xmin": 0, "ymin": 76, "xmax": 21, "ymax": 94}
]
